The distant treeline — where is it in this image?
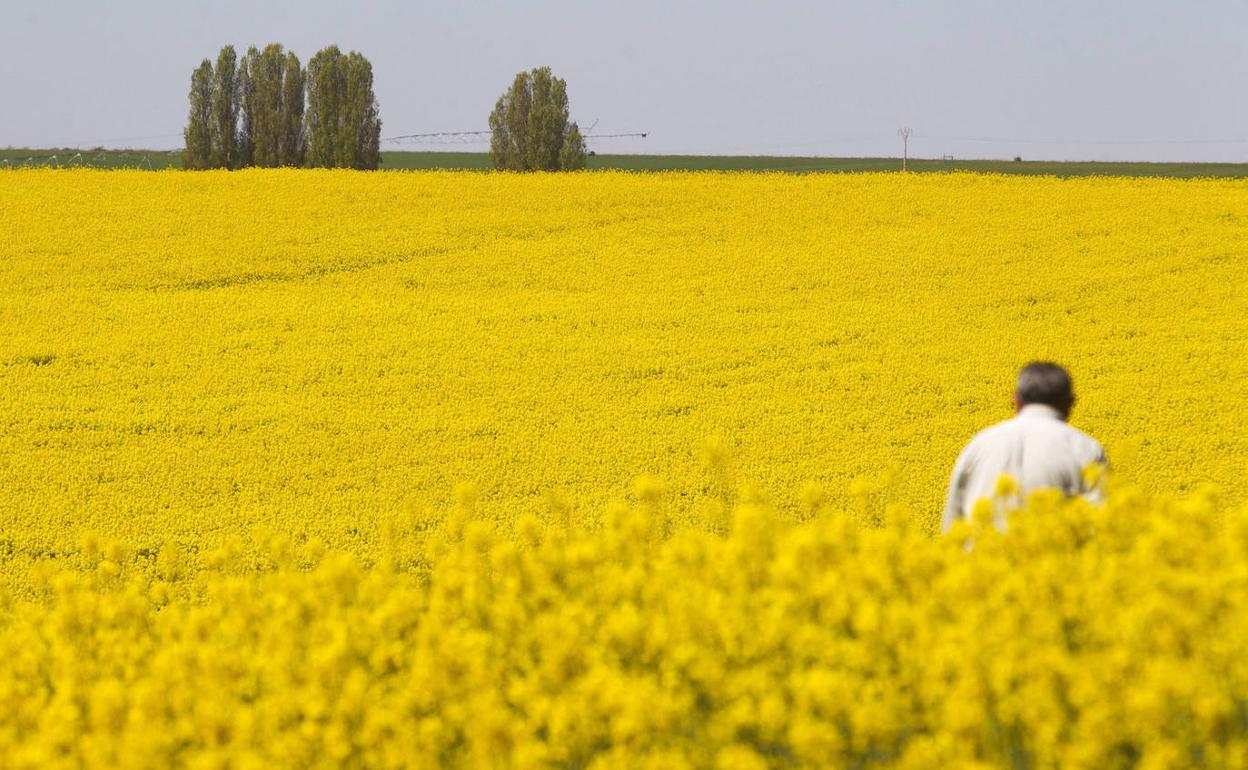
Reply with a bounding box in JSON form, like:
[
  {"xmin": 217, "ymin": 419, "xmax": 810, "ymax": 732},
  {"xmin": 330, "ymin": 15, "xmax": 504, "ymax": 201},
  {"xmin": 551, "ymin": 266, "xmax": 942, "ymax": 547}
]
[
  {"xmin": 185, "ymin": 49, "xmax": 588, "ymax": 172},
  {"xmin": 184, "ymin": 45, "xmax": 380, "ymax": 170}
]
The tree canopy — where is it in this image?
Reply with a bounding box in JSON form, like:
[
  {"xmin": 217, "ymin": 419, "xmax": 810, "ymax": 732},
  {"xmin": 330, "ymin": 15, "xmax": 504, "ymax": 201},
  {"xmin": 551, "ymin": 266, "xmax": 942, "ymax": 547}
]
[
  {"xmin": 489, "ymin": 67, "xmax": 587, "ymax": 171},
  {"xmin": 306, "ymin": 46, "xmax": 382, "ymax": 170},
  {"xmin": 183, "ymin": 44, "xmax": 376, "ymax": 170},
  {"xmin": 182, "ymin": 60, "xmax": 214, "ymax": 170}
]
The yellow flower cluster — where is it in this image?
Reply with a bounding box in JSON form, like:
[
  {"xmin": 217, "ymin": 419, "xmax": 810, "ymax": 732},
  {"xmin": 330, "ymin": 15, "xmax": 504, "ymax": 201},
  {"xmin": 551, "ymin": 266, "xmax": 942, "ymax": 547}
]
[
  {"xmin": 2, "ymin": 170, "xmax": 1245, "ymax": 558},
  {"xmin": 1, "ymin": 490, "xmax": 1246, "ymax": 769},
  {"xmin": 1, "ymin": 169, "xmax": 1247, "ymax": 765}
]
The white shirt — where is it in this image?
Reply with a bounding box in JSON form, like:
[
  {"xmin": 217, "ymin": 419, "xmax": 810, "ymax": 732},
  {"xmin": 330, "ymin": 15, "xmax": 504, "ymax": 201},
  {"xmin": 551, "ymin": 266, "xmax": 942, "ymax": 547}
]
[{"xmin": 942, "ymin": 403, "xmax": 1106, "ymax": 532}]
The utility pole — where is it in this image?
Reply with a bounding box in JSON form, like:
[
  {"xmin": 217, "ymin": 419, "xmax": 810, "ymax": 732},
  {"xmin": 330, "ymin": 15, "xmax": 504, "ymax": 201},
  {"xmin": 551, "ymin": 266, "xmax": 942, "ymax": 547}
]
[{"xmin": 897, "ymin": 127, "xmax": 913, "ymax": 171}]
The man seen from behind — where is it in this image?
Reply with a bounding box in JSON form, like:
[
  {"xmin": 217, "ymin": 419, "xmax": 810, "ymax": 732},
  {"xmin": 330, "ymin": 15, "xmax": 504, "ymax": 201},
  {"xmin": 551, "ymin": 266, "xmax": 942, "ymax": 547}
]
[{"xmin": 942, "ymin": 362, "xmax": 1107, "ymax": 532}]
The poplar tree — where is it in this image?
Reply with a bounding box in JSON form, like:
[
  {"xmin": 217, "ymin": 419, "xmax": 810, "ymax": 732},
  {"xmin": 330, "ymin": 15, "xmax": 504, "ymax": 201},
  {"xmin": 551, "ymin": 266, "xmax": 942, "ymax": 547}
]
[
  {"xmin": 306, "ymin": 46, "xmax": 380, "ymax": 169},
  {"xmin": 209, "ymin": 45, "xmax": 240, "ymax": 168},
  {"xmin": 238, "ymin": 44, "xmax": 305, "ymax": 167},
  {"xmin": 344, "ymin": 52, "xmax": 381, "ymax": 169},
  {"xmin": 251, "ymin": 44, "xmax": 285, "ymax": 167},
  {"xmin": 280, "ymin": 51, "xmax": 306, "ymax": 166},
  {"xmin": 305, "ymin": 46, "xmax": 344, "ymax": 168},
  {"xmin": 559, "ymin": 122, "xmax": 587, "ymax": 171},
  {"xmin": 489, "ymin": 67, "xmax": 586, "ymax": 171},
  {"xmin": 183, "ymin": 60, "xmax": 214, "ymax": 170},
  {"xmin": 237, "ymin": 47, "xmax": 257, "ymax": 167}
]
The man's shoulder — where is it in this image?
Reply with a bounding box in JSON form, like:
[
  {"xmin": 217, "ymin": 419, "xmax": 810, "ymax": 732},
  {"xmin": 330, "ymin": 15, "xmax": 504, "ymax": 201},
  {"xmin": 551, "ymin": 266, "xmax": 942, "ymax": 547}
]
[
  {"xmin": 1060, "ymin": 421, "xmax": 1105, "ymax": 457},
  {"xmin": 1023, "ymin": 416, "xmax": 1105, "ymax": 459},
  {"xmin": 962, "ymin": 418, "xmax": 1021, "ymax": 453},
  {"xmin": 964, "ymin": 415, "xmax": 1102, "ymax": 451},
  {"xmin": 973, "ymin": 417, "xmax": 1025, "ymax": 441}
]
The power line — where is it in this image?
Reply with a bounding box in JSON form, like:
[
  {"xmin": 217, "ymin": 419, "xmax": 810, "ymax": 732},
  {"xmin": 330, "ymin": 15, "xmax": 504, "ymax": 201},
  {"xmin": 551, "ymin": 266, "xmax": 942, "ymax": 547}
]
[
  {"xmin": 381, "ymin": 130, "xmax": 649, "ymax": 146},
  {"xmin": 9, "ymin": 132, "xmax": 186, "ymax": 149},
  {"xmin": 382, "ymin": 130, "xmax": 491, "ymax": 142},
  {"xmin": 583, "ymin": 132, "xmax": 648, "ymax": 139},
  {"xmin": 73, "ymin": 132, "xmax": 184, "ymax": 145}
]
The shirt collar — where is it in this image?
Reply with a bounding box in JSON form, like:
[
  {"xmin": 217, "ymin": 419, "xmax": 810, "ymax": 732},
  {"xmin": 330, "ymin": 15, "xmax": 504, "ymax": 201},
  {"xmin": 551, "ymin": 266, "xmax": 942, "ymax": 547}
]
[{"xmin": 1017, "ymin": 403, "xmax": 1063, "ymax": 421}]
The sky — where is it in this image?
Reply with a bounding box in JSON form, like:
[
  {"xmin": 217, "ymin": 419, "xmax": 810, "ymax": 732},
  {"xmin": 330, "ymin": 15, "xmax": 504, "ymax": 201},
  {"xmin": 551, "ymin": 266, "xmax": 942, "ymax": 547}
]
[{"xmin": 2, "ymin": 0, "xmax": 1246, "ymax": 162}]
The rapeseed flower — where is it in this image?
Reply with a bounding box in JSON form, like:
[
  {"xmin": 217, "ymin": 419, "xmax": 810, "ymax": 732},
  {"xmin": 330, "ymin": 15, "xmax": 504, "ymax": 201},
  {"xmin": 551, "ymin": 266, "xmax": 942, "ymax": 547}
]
[{"xmin": 1, "ymin": 169, "xmax": 1246, "ymax": 766}]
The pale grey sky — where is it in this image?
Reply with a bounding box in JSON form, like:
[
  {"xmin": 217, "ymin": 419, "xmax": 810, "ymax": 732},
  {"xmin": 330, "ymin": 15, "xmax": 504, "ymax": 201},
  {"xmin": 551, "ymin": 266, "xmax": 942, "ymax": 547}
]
[{"xmin": 2, "ymin": 0, "xmax": 1245, "ymax": 161}]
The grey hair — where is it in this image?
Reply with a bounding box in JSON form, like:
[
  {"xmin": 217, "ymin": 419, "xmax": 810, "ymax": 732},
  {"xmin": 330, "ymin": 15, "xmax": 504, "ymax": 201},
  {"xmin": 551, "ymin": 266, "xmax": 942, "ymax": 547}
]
[{"xmin": 1016, "ymin": 362, "xmax": 1074, "ymax": 409}]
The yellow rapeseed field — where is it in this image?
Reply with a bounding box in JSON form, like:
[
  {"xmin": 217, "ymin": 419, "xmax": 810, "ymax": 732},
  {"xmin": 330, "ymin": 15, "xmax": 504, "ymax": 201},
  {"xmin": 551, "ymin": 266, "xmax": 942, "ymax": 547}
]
[{"xmin": 1, "ymin": 169, "xmax": 1247, "ymax": 768}]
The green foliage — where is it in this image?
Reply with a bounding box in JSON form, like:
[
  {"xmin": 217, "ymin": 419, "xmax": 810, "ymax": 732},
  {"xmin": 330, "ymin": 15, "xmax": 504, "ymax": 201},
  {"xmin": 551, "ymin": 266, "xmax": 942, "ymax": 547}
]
[
  {"xmin": 489, "ymin": 67, "xmax": 585, "ymax": 171},
  {"xmin": 182, "ymin": 60, "xmax": 214, "ymax": 170},
  {"xmin": 237, "ymin": 49, "xmax": 256, "ymax": 167},
  {"xmin": 182, "ymin": 43, "xmax": 318, "ymax": 170},
  {"xmin": 281, "ymin": 52, "xmax": 306, "ymax": 167},
  {"xmin": 238, "ymin": 45, "xmax": 305, "ymax": 168},
  {"xmin": 306, "ymin": 46, "xmax": 381, "ymax": 170},
  {"xmin": 209, "ymin": 46, "xmax": 240, "ymax": 169},
  {"xmin": 305, "ymin": 46, "xmax": 338, "ymax": 169},
  {"xmin": 250, "ymin": 44, "xmax": 285, "ymax": 167},
  {"xmin": 560, "ymin": 122, "xmax": 587, "ymax": 171},
  {"xmin": 344, "ymin": 52, "xmax": 380, "ymax": 170}
]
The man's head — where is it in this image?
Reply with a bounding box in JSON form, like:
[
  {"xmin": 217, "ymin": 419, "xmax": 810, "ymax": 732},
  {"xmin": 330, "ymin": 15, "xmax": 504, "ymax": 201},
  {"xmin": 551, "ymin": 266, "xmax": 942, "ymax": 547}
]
[{"xmin": 1014, "ymin": 362, "xmax": 1075, "ymax": 419}]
